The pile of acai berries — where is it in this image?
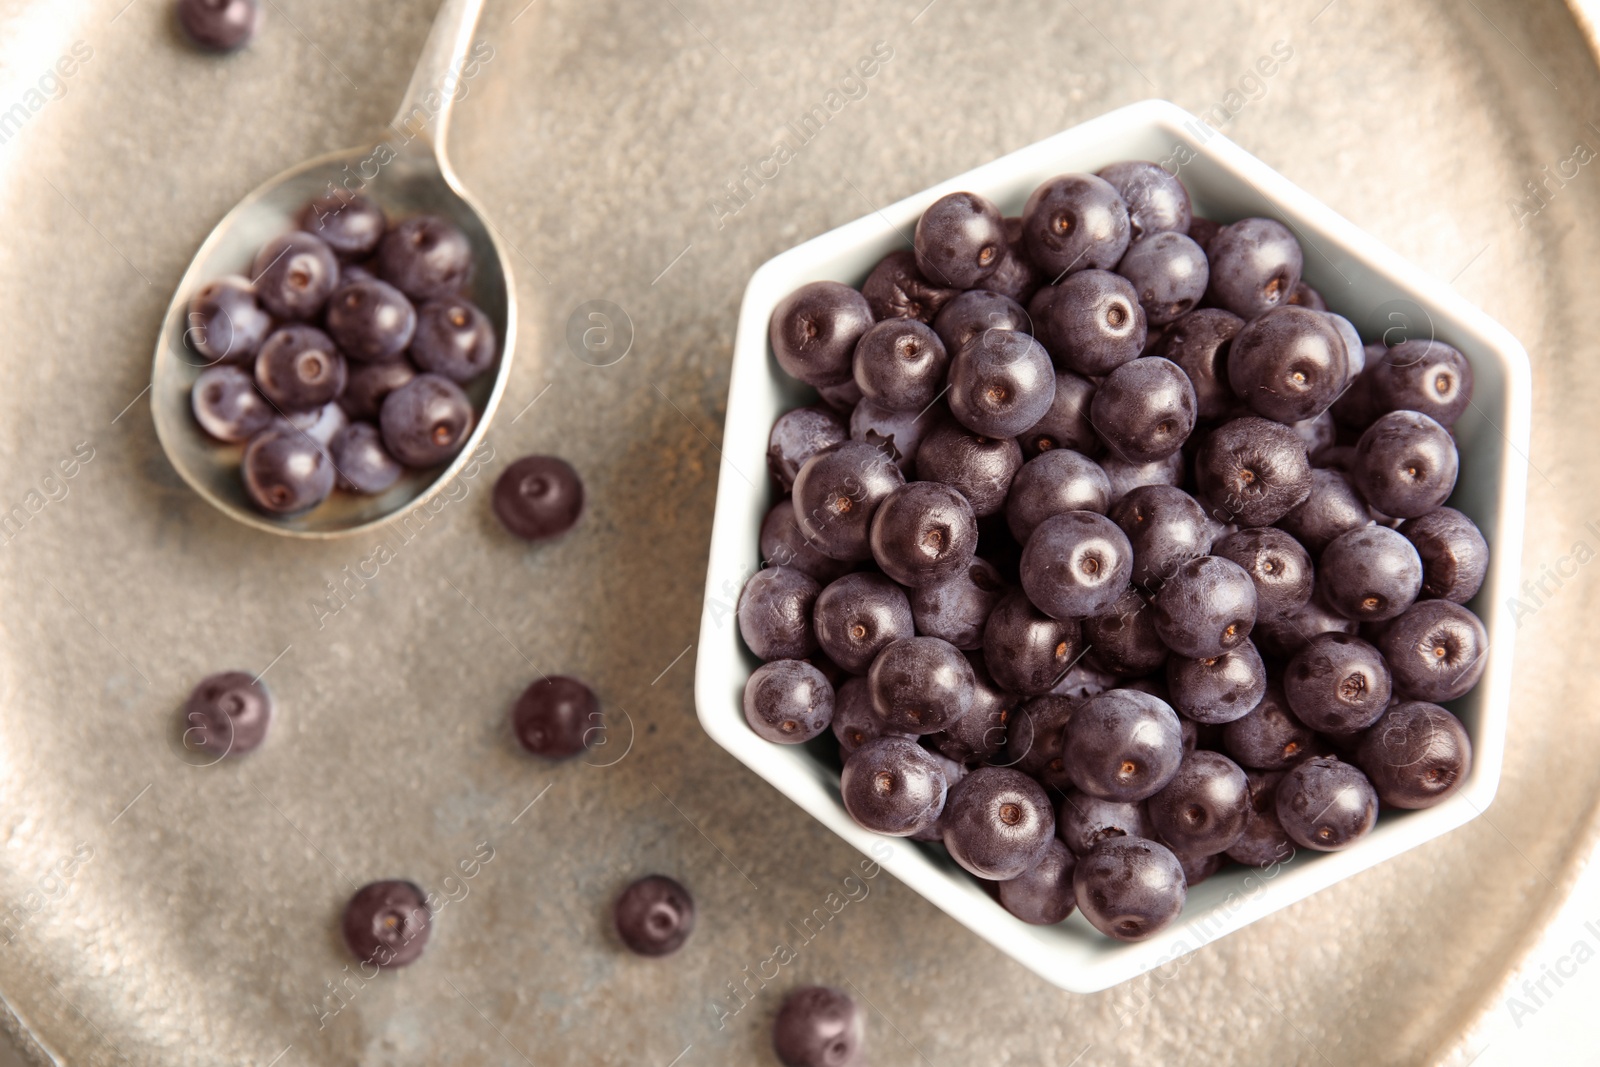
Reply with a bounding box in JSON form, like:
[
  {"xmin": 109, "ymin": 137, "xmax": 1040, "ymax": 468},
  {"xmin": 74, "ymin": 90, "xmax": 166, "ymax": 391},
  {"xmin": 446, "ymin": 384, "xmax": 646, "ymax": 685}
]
[
  {"xmin": 740, "ymin": 162, "xmax": 1488, "ymax": 943},
  {"xmin": 185, "ymin": 194, "xmax": 497, "ymax": 516}
]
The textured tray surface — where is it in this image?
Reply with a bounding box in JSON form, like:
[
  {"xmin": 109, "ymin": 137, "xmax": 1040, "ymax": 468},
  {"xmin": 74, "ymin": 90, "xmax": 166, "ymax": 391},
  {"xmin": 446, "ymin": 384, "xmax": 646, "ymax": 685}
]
[{"xmin": 0, "ymin": 1, "xmax": 1595, "ymax": 1064}]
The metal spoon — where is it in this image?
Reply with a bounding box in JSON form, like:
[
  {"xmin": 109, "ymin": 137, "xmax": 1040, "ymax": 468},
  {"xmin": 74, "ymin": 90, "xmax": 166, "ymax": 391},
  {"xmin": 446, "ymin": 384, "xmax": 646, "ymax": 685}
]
[{"xmin": 150, "ymin": 0, "xmax": 514, "ymax": 538}]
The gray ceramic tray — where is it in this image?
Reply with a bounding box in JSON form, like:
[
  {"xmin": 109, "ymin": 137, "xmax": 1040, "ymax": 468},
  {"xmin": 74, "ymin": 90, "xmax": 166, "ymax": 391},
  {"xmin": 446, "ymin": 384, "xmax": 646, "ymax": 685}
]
[{"xmin": 0, "ymin": 1, "xmax": 1596, "ymax": 1064}]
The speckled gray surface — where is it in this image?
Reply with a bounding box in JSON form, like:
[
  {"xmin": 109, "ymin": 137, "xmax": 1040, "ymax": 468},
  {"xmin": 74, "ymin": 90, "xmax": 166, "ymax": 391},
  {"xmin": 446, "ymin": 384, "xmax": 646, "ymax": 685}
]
[{"xmin": 0, "ymin": 1, "xmax": 1598, "ymax": 1064}]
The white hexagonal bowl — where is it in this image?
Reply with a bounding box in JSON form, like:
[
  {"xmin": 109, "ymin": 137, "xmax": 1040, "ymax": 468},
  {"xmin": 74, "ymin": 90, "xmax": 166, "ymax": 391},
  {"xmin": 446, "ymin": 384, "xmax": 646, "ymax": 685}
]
[{"xmin": 693, "ymin": 99, "xmax": 1530, "ymax": 993}]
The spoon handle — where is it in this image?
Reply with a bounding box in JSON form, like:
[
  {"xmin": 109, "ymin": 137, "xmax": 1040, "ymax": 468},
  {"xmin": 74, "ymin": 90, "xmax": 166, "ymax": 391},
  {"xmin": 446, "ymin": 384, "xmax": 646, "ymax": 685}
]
[{"xmin": 389, "ymin": 0, "xmax": 489, "ymax": 162}]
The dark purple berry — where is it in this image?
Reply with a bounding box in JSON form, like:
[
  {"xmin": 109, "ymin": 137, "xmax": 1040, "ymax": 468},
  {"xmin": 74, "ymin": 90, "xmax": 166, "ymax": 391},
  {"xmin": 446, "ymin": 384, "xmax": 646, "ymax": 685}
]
[
  {"xmin": 186, "ymin": 275, "xmax": 271, "ymax": 364},
  {"xmin": 910, "ymin": 558, "xmax": 1006, "ymax": 651},
  {"xmin": 1149, "ymin": 555, "xmax": 1257, "ymax": 659},
  {"xmin": 947, "ymin": 329, "xmax": 1055, "ymax": 439},
  {"xmin": 982, "ymin": 589, "xmax": 1081, "ymax": 696},
  {"xmin": 942, "ymin": 766, "xmax": 1055, "ymax": 879},
  {"xmin": 929, "ymin": 658, "xmax": 1014, "ymax": 764},
  {"xmin": 998, "ymin": 838, "xmax": 1078, "ymax": 924},
  {"xmin": 492, "ymin": 455, "xmax": 584, "ymax": 540},
  {"xmin": 744, "ymin": 659, "xmax": 834, "ymax": 743},
  {"xmin": 914, "ymin": 418, "xmax": 1022, "ymax": 518},
  {"xmin": 851, "ymin": 318, "xmax": 948, "ymax": 413},
  {"xmin": 1211, "ymin": 527, "xmax": 1313, "ymax": 624},
  {"xmin": 252, "ymin": 231, "xmax": 338, "ymax": 320},
  {"xmin": 191, "ymin": 365, "xmax": 273, "ymax": 442},
  {"xmin": 977, "ymin": 216, "xmax": 1044, "ymax": 304},
  {"xmin": 770, "ymin": 281, "xmax": 874, "ymax": 387},
  {"xmin": 330, "ymin": 421, "xmax": 403, "ymax": 494},
  {"xmin": 1275, "ymin": 756, "xmax": 1377, "ymax": 851},
  {"xmin": 339, "ymin": 359, "xmax": 416, "ymax": 422},
  {"xmin": 932, "ymin": 289, "xmax": 1030, "ymax": 356},
  {"xmin": 1030, "ymin": 270, "xmax": 1146, "ymax": 376},
  {"xmin": 182, "ymin": 670, "xmax": 272, "ymax": 757},
  {"xmin": 255, "ymin": 325, "xmax": 346, "ymax": 411},
  {"xmin": 409, "ymin": 297, "xmax": 496, "ymax": 381},
  {"xmin": 1097, "ymin": 161, "xmax": 1191, "ymax": 241},
  {"xmin": 1021, "ymin": 173, "xmax": 1131, "ymax": 277},
  {"xmin": 1317, "ymin": 525, "xmax": 1423, "ymax": 622},
  {"xmin": 841, "ymin": 736, "xmax": 949, "ymax": 836},
  {"xmin": 1019, "ymin": 511, "xmax": 1133, "ymax": 620},
  {"xmin": 241, "ymin": 424, "xmax": 334, "ymax": 513},
  {"xmin": 1252, "ymin": 590, "xmax": 1357, "ymax": 660},
  {"xmin": 1355, "ymin": 700, "xmax": 1472, "ymax": 809},
  {"xmin": 1376, "ymin": 599, "xmax": 1488, "ymax": 702},
  {"xmin": 1400, "ymin": 507, "xmax": 1488, "ymax": 603},
  {"xmin": 377, "ymin": 215, "xmax": 474, "ymax": 301},
  {"xmin": 914, "ymin": 191, "xmax": 1006, "ymax": 288},
  {"xmin": 1003, "ymin": 694, "xmax": 1075, "ymax": 786},
  {"xmin": 1288, "ymin": 281, "xmax": 1327, "ymax": 311},
  {"xmin": 278, "ymin": 401, "xmax": 346, "ymax": 446},
  {"xmin": 849, "ymin": 399, "xmax": 931, "ymax": 475},
  {"xmin": 861, "ymin": 248, "xmax": 958, "ymax": 323},
  {"xmin": 1352, "ymin": 410, "xmax": 1459, "ymax": 519},
  {"xmin": 867, "ymin": 637, "xmax": 975, "ymax": 734},
  {"xmin": 1167, "ymin": 639, "xmax": 1267, "ymax": 724},
  {"xmin": 512, "ymin": 675, "xmax": 601, "ymax": 758},
  {"xmin": 762, "ymin": 500, "xmax": 851, "ymax": 584},
  {"xmin": 767, "ymin": 405, "xmax": 848, "ymax": 491},
  {"xmin": 813, "ymin": 573, "xmax": 914, "ymax": 674},
  {"xmin": 1284, "ymin": 633, "xmax": 1392, "ymax": 734},
  {"xmin": 832, "ymin": 678, "xmax": 909, "ymax": 758},
  {"xmin": 300, "ymin": 193, "xmax": 385, "ymax": 260},
  {"xmin": 1063, "ymin": 689, "xmax": 1184, "ymax": 802},
  {"xmin": 1227, "ymin": 306, "xmax": 1346, "ymax": 423},
  {"xmin": 1116, "ymin": 232, "xmax": 1208, "ymax": 325},
  {"xmin": 1102, "ymin": 453, "xmax": 1185, "ymax": 502},
  {"xmin": 1226, "ymin": 770, "xmax": 1294, "ymax": 867},
  {"xmin": 772, "ymin": 987, "xmax": 865, "ymax": 1067},
  {"xmin": 1073, "ymin": 836, "xmax": 1185, "ymax": 941},
  {"xmin": 325, "ymin": 278, "xmax": 417, "ymax": 363},
  {"xmin": 1223, "ymin": 684, "xmax": 1316, "ymax": 770},
  {"xmin": 1205, "ymin": 218, "xmax": 1303, "ymax": 319},
  {"xmin": 1151, "ymin": 308, "xmax": 1241, "ymax": 420},
  {"xmin": 1055, "ymin": 789, "xmax": 1154, "ymax": 855},
  {"xmin": 1082, "ymin": 588, "xmax": 1169, "ymax": 678},
  {"xmin": 380, "ymin": 373, "xmax": 475, "ymax": 468},
  {"xmin": 792, "ymin": 441, "xmax": 905, "ymax": 561},
  {"xmin": 738, "ymin": 567, "xmax": 821, "ymax": 662},
  {"xmin": 177, "ymin": 0, "xmax": 259, "ymax": 52},
  {"xmin": 1369, "ymin": 339, "xmax": 1474, "ymax": 427},
  {"xmin": 1019, "ymin": 370, "xmax": 1099, "ymax": 458},
  {"xmin": 1195, "ymin": 416, "xmax": 1313, "ymax": 527},
  {"xmin": 1148, "ymin": 750, "xmax": 1250, "ymax": 857},
  {"xmin": 1108, "ymin": 484, "xmax": 1215, "ymax": 596},
  {"xmin": 868, "ymin": 482, "xmax": 978, "ymax": 588},
  {"xmin": 1005, "ymin": 449, "xmax": 1111, "ymax": 544},
  {"xmin": 1277, "ymin": 468, "xmax": 1371, "ymax": 555},
  {"xmin": 1089, "ymin": 356, "xmax": 1196, "ymax": 464},
  {"xmin": 613, "ymin": 875, "xmax": 695, "ymax": 956}
]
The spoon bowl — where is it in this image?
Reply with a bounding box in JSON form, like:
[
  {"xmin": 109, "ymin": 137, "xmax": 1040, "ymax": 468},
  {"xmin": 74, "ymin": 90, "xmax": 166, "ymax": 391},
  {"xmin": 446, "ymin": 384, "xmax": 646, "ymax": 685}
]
[{"xmin": 151, "ymin": 0, "xmax": 512, "ymax": 538}]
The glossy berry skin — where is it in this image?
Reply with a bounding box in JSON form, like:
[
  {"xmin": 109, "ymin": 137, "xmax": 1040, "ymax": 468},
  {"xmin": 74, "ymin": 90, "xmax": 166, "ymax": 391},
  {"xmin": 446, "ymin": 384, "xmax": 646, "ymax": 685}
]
[
  {"xmin": 1223, "ymin": 684, "xmax": 1317, "ymax": 770},
  {"xmin": 376, "ymin": 215, "xmax": 474, "ymax": 301},
  {"xmin": 841, "ymin": 736, "xmax": 949, "ymax": 836},
  {"xmin": 982, "ymin": 590, "xmax": 1081, "ymax": 696},
  {"xmin": 280, "ymin": 402, "xmax": 347, "ymax": 446},
  {"xmin": 1151, "ymin": 308, "xmax": 1242, "ymax": 420},
  {"xmin": 1212, "ymin": 527, "xmax": 1313, "ymax": 624},
  {"xmin": 1369, "ymin": 339, "xmax": 1474, "ymax": 427},
  {"xmin": 1020, "ymin": 511, "xmax": 1133, "ymax": 620},
  {"xmin": 849, "ymin": 399, "xmax": 929, "ymax": 475},
  {"xmin": 1317, "ymin": 525, "xmax": 1423, "ymax": 623},
  {"xmin": 1291, "ymin": 282, "xmax": 1328, "ymax": 311},
  {"xmin": 1195, "ymin": 416, "xmax": 1313, "ymax": 527},
  {"xmin": 1150, "ymin": 555, "xmax": 1257, "ymax": 659},
  {"xmin": 1356, "ymin": 701, "xmax": 1472, "ymax": 809},
  {"xmin": 772, "ymin": 986, "xmax": 865, "ymax": 1067},
  {"xmin": 326, "ymin": 279, "xmax": 417, "ymax": 363},
  {"xmin": 914, "ymin": 418, "xmax": 1022, "ymax": 517},
  {"xmin": 868, "ymin": 482, "xmax": 978, "ymax": 589},
  {"xmin": 300, "ymin": 193, "xmax": 385, "ymax": 260},
  {"xmin": 767, "ymin": 405, "xmax": 848, "ymax": 491},
  {"xmin": 1073, "ymin": 836, "xmax": 1186, "ymax": 941},
  {"xmin": 852, "ymin": 318, "xmax": 948, "ymax": 412},
  {"xmin": 792, "ymin": 441, "xmax": 905, "ymax": 561},
  {"xmin": 910, "ymin": 558, "xmax": 1006, "ymax": 651},
  {"xmin": 342, "ymin": 881, "xmax": 431, "ymax": 968},
  {"xmin": 862, "ymin": 248, "xmax": 958, "ymax": 323},
  {"xmin": 1006, "ymin": 449, "xmax": 1111, "ymax": 544},
  {"xmin": 770, "ymin": 281, "xmax": 874, "ymax": 387},
  {"xmin": 1021, "ymin": 173, "xmax": 1131, "ymax": 277},
  {"xmin": 1277, "ymin": 468, "xmax": 1371, "ymax": 555},
  {"xmin": 409, "ymin": 297, "xmax": 497, "ymax": 381},
  {"xmin": 1063, "ymin": 689, "xmax": 1184, "ymax": 802},
  {"xmin": 512, "ymin": 676, "xmax": 601, "ymax": 758},
  {"xmin": 1284, "ymin": 633, "xmax": 1391, "ymax": 734},
  {"xmin": 1400, "ymin": 507, "xmax": 1489, "ymax": 603},
  {"xmin": 832, "ymin": 678, "xmax": 909, "ymax": 758},
  {"xmin": 738, "ymin": 567, "xmax": 821, "ymax": 661},
  {"xmin": 241, "ymin": 424, "xmax": 335, "ymax": 514},
  {"xmin": 186, "ymin": 275, "xmax": 272, "ymax": 364},
  {"xmin": 339, "ymin": 360, "xmax": 416, "ymax": 422},
  {"xmin": 942, "ymin": 766, "xmax": 1056, "ymax": 879},
  {"xmin": 1108, "ymin": 484, "xmax": 1214, "ymax": 596},
  {"xmin": 191, "ymin": 365, "xmax": 273, "ymax": 442},
  {"xmin": 1004, "ymin": 694, "xmax": 1075, "ymax": 786},
  {"xmin": 1148, "ymin": 750, "xmax": 1250, "ymax": 857},
  {"xmin": 1082, "ymin": 588, "xmax": 1169, "ymax": 678},
  {"xmin": 914, "ymin": 191, "xmax": 1007, "ymax": 288},
  {"xmin": 999, "ymin": 838, "xmax": 1078, "ymax": 924},
  {"xmin": 1116, "ymin": 232, "xmax": 1208, "ymax": 325},
  {"xmin": 744, "ymin": 659, "xmax": 834, "ymax": 743},
  {"xmin": 947, "ymin": 329, "xmax": 1055, "ymax": 439},
  {"xmin": 978, "ymin": 216, "xmax": 1044, "ymax": 305},
  {"xmin": 255, "ymin": 325, "xmax": 346, "ymax": 411},
  {"xmin": 1101, "ymin": 454, "xmax": 1186, "ymax": 502},
  {"xmin": 1253, "ymin": 590, "xmax": 1357, "ymax": 660},
  {"xmin": 867, "ymin": 637, "xmax": 975, "ymax": 734},
  {"xmin": 492, "ymin": 455, "xmax": 584, "ymax": 541},
  {"xmin": 1097, "ymin": 161, "xmax": 1191, "ymax": 241},
  {"xmin": 1179, "ymin": 851, "xmax": 1223, "ymax": 887},
  {"xmin": 1020, "ymin": 370, "xmax": 1099, "ymax": 458},
  {"xmin": 1353, "ymin": 410, "xmax": 1459, "ymax": 519},
  {"xmin": 183, "ymin": 670, "xmax": 272, "ymax": 757},
  {"xmin": 252, "ymin": 232, "xmax": 339, "ymax": 321},
  {"xmin": 1227, "ymin": 770, "xmax": 1294, "ymax": 867},
  {"xmin": 932, "ymin": 289, "xmax": 1030, "ymax": 356},
  {"xmin": 1167, "ymin": 639, "xmax": 1267, "ymax": 724},
  {"xmin": 1090, "ymin": 356, "xmax": 1197, "ymax": 464},
  {"xmin": 1228, "ymin": 306, "xmax": 1347, "ymax": 423},
  {"xmin": 813, "ymin": 573, "xmax": 914, "ymax": 674},
  {"xmin": 177, "ymin": 0, "xmax": 260, "ymax": 50},
  {"xmin": 1322, "ymin": 312, "xmax": 1366, "ymax": 386},
  {"xmin": 613, "ymin": 875, "xmax": 695, "ymax": 956},
  {"xmin": 380, "ymin": 373, "xmax": 475, "ymax": 467},
  {"xmin": 1204, "ymin": 217, "xmax": 1303, "ymax": 319},
  {"xmin": 1275, "ymin": 756, "xmax": 1378, "ymax": 851},
  {"xmin": 761, "ymin": 500, "xmax": 851, "ymax": 584},
  {"xmin": 1056, "ymin": 789, "xmax": 1155, "ymax": 856},
  {"xmin": 1030, "ymin": 270, "xmax": 1147, "ymax": 376},
  {"xmin": 930, "ymin": 659, "xmax": 1013, "ymax": 764},
  {"xmin": 330, "ymin": 421, "xmax": 403, "ymax": 494},
  {"xmin": 1376, "ymin": 599, "xmax": 1488, "ymax": 702}
]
